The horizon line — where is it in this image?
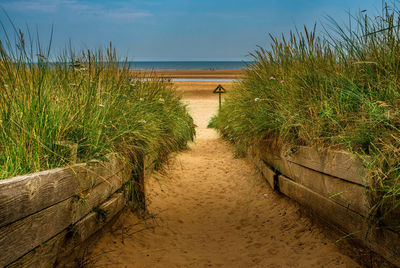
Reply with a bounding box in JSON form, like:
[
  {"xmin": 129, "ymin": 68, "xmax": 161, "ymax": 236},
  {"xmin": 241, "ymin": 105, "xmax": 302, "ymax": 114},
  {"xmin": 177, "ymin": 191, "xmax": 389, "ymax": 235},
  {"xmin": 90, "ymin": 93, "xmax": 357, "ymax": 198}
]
[{"xmin": 129, "ymin": 59, "xmax": 250, "ymax": 62}]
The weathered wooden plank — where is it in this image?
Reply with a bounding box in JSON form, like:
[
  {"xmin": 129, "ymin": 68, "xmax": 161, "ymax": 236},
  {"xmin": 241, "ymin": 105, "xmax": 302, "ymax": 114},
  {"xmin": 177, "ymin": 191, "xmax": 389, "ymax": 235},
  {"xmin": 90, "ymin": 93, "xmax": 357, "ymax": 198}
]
[
  {"xmin": 55, "ymin": 193, "xmax": 127, "ymax": 267},
  {"xmin": 70, "ymin": 193, "xmax": 126, "ymax": 247},
  {"xmin": 7, "ymin": 193, "xmax": 126, "ymax": 268},
  {"xmin": 278, "ymin": 175, "xmax": 400, "ymax": 267},
  {"xmin": 131, "ymin": 150, "xmax": 146, "ymax": 212},
  {"xmin": 366, "ymin": 226, "xmax": 400, "ymax": 267},
  {"xmin": 278, "ymin": 174, "xmax": 366, "ymax": 234},
  {"xmin": 258, "ymin": 148, "xmax": 370, "ymax": 216},
  {"xmin": 259, "ymin": 162, "xmax": 275, "ymax": 190},
  {"xmin": 258, "ymin": 149, "xmax": 284, "ymax": 174},
  {"xmin": 284, "ymin": 161, "xmax": 369, "ymax": 216},
  {"xmin": 0, "ymin": 164, "xmax": 127, "ymax": 267},
  {"xmin": 285, "ymin": 146, "xmax": 367, "ymax": 186},
  {"xmin": 0, "ymin": 166, "xmax": 84, "ymax": 228},
  {"xmin": 250, "ymin": 141, "xmax": 399, "ymax": 266},
  {"xmin": 0, "ymin": 154, "xmax": 130, "ymax": 228},
  {"xmin": 247, "ymin": 146, "xmax": 275, "ymax": 189},
  {"xmin": 55, "ymin": 141, "xmax": 78, "ymax": 164},
  {"xmin": 259, "ymin": 139, "xmax": 367, "ymax": 185}
]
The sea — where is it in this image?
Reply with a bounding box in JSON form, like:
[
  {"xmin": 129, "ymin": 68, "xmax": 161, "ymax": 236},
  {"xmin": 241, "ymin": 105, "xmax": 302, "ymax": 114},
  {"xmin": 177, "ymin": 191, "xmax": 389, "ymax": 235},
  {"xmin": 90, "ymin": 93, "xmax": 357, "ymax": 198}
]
[{"xmin": 127, "ymin": 61, "xmax": 251, "ymax": 70}]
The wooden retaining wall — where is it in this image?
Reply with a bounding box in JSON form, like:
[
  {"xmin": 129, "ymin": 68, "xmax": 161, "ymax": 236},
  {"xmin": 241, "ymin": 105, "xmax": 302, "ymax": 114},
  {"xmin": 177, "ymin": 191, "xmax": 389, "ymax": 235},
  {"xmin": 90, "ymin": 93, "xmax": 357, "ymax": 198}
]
[
  {"xmin": 248, "ymin": 140, "xmax": 400, "ymax": 267},
  {"xmin": 0, "ymin": 153, "xmax": 144, "ymax": 267}
]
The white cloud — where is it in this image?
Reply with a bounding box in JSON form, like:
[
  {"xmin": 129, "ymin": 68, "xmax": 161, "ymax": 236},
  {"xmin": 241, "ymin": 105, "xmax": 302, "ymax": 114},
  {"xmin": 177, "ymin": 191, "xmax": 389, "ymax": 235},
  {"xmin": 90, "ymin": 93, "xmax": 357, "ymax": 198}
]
[
  {"xmin": 1, "ymin": 0, "xmax": 153, "ymax": 21},
  {"xmin": 1, "ymin": 0, "xmax": 61, "ymax": 12}
]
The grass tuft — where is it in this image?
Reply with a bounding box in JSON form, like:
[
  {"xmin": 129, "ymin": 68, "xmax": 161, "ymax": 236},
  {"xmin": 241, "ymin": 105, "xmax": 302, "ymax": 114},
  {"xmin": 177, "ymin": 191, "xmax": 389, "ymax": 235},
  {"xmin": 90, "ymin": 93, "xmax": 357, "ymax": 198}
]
[
  {"xmin": 0, "ymin": 21, "xmax": 195, "ymax": 182},
  {"xmin": 212, "ymin": 1, "xmax": 400, "ymax": 228}
]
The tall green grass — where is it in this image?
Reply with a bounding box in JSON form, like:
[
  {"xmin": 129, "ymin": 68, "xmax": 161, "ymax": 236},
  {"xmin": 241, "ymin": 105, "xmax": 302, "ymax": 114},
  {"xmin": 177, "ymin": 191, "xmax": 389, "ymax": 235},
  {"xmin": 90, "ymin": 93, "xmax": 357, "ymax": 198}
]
[
  {"xmin": 212, "ymin": 2, "xmax": 400, "ymax": 228},
  {"xmin": 0, "ymin": 26, "xmax": 195, "ymax": 180}
]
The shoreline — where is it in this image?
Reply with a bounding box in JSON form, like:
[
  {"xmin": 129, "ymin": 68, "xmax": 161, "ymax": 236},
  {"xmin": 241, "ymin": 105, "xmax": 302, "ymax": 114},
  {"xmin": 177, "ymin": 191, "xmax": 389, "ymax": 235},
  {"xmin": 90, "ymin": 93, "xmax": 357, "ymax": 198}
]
[
  {"xmin": 173, "ymin": 81, "xmax": 234, "ymax": 99},
  {"xmin": 131, "ymin": 69, "xmax": 244, "ymax": 79}
]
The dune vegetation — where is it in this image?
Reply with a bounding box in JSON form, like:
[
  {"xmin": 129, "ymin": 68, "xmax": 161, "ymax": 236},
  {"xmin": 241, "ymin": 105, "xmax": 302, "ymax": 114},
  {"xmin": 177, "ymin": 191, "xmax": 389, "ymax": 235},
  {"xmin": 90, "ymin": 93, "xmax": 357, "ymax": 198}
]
[
  {"xmin": 211, "ymin": 2, "xmax": 400, "ymax": 228},
  {"xmin": 0, "ymin": 27, "xmax": 195, "ymax": 181}
]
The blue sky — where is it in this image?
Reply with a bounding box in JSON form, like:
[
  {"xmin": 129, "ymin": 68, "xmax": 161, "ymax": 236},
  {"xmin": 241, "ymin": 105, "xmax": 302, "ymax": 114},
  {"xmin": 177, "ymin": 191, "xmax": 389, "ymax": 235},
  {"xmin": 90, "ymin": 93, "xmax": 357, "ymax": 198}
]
[{"xmin": 0, "ymin": 0, "xmax": 381, "ymax": 61}]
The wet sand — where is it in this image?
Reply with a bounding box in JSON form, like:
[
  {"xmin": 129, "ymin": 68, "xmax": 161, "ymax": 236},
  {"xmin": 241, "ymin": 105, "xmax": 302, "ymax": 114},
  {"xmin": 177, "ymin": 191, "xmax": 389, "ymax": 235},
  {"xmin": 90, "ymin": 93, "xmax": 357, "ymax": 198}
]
[
  {"xmin": 174, "ymin": 81, "xmax": 234, "ymax": 99},
  {"xmin": 132, "ymin": 69, "xmax": 243, "ymax": 79},
  {"xmin": 86, "ymin": 81, "xmax": 363, "ymax": 267}
]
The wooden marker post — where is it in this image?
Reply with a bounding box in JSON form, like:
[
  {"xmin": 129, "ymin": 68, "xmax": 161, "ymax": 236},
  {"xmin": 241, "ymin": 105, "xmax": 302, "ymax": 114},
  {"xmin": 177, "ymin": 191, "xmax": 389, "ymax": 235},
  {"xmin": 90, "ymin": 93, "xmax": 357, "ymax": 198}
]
[{"xmin": 213, "ymin": 84, "xmax": 226, "ymax": 110}]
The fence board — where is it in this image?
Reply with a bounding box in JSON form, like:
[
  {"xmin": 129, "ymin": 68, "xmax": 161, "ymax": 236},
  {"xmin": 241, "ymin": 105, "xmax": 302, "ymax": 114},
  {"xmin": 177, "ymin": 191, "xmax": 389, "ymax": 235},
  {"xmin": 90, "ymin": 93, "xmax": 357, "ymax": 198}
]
[
  {"xmin": 248, "ymin": 146, "xmax": 275, "ymax": 189},
  {"xmin": 278, "ymin": 174, "xmax": 400, "ymax": 267},
  {"xmin": 0, "ymin": 154, "xmax": 129, "ymax": 228},
  {"xmin": 0, "ymin": 165, "xmax": 125, "ymax": 267},
  {"xmin": 7, "ymin": 193, "xmax": 126, "ymax": 268},
  {"xmin": 260, "ymin": 140, "xmax": 367, "ymax": 185},
  {"xmin": 259, "ymin": 149, "xmax": 369, "ymax": 216}
]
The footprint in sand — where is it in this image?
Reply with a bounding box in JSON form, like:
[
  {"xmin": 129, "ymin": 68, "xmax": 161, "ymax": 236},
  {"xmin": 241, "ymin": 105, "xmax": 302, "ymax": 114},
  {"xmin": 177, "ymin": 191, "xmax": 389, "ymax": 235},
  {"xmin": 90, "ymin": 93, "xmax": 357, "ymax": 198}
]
[{"xmin": 88, "ymin": 84, "xmax": 363, "ymax": 268}]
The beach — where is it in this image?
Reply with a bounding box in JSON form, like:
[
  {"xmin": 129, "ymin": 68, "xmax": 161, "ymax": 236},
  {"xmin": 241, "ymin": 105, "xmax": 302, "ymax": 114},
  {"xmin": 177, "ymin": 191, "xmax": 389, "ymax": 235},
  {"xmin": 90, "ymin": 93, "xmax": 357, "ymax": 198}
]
[
  {"xmin": 86, "ymin": 72, "xmax": 364, "ymax": 267},
  {"xmin": 132, "ymin": 69, "xmax": 243, "ymax": 79},
  {"xmin": 174, "ymin": 81, "xmax": 234, "ymax": 99},
  {"xmin": 4, "ymin": 2, "xmax": 398, "ymax": 267}
]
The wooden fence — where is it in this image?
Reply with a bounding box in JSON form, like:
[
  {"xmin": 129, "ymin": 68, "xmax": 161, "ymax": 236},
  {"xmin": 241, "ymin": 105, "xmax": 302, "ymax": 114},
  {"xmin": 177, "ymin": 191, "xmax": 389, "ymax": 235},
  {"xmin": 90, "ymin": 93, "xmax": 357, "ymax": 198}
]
[
  {"xmin": 0, "ymin": 153, "xmax": 144, "ymax": 267},
  {"xmin": 248, "ymin": 139, "xmax": 400, "ymax": 267}
]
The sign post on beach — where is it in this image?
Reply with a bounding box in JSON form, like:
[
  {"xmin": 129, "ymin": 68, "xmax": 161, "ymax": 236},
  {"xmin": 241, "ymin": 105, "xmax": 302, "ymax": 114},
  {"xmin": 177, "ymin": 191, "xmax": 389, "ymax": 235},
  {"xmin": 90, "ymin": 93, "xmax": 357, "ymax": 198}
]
[{"xmin": 213, "ymin": 85, "xmax": 226, "ymax": 110}]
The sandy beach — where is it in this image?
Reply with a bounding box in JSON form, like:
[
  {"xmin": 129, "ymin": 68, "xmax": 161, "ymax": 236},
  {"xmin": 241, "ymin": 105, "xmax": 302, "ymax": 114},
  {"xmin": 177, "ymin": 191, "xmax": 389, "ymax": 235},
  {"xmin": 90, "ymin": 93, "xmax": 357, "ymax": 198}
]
[
  {"xmin": 85, "ymin": 78, "xmax": 367, "ymax": 268},
  {"xmin": 4, "ymin": 1, "xmax": 398, "ymax": 266},
  {"xmin": 132, "ymin": 69, "xmax": 243, "ymax": 79},
  {"xmin": 174, "ymin": 81, "xmax": 234, "ymax": 99}
]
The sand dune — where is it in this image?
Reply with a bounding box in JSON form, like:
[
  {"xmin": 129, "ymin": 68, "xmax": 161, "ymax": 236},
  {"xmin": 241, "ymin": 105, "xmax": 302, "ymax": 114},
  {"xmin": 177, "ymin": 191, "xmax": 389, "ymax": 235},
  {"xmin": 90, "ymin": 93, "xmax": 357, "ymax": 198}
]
[{"xmin": 86, "ymin": 82, "xmax": 364, "ymax": 268}]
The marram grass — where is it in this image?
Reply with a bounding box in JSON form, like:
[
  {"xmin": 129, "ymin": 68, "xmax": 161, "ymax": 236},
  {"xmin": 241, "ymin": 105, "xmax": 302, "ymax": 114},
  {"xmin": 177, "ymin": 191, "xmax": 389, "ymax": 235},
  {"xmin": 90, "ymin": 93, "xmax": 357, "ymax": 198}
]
[
  {"xmin": 212, "ymin": 2, "xmax": 400, "ymax": 228},
  {"xmin": 0, "ymin": 30, "xmax": 195, "ymax": 180}
]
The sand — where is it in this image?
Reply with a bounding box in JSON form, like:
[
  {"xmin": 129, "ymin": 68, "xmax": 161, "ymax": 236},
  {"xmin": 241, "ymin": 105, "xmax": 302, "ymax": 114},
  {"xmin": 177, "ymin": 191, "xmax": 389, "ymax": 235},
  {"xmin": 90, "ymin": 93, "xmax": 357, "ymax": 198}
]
[
  {"xmin": 174, "ymin": 81, "xmax": 234, "ymax": 99},
  {"xmin": 86, "ymin": 82, "xmax": 362, "ymax": 267},
  {"xmin": 131, "ymin": 69, "xmax": 243, "ymax": 79}
]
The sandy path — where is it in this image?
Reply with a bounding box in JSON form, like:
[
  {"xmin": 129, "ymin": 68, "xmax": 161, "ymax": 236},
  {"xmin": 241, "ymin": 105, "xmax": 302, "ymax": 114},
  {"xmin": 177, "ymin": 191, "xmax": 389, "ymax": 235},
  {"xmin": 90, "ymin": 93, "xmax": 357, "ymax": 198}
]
[{"xmin": 87, "ymin": 85, "xmax": 361, "ymax": 267}]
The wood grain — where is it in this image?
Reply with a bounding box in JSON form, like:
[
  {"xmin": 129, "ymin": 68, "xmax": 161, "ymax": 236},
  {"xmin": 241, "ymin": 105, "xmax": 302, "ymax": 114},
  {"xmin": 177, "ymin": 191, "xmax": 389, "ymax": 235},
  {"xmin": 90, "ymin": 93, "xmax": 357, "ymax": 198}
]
[
  {"xmin": 248, "ymin": 145, "xmax": 275, "ymax": 189},
  {"xmin": 278, "ymin": 175, "xmax": 400, "ymax": 267},
  {"xmin": 257, "ymin": 143, "xmax": 370, "ymax": 216},
  {"xmin": 278, "ymin": 175, "xmax": 366, "ymax": 233},
  {"xmin": 7, "ymin": 193, "xmax": 126, "ymax": 268},
  {"xmin": 0, "ymin": 154, "xmax": 130, "ymax": 228},
  {"xmin": 0, "ymin": 160, "xmax": 128, "ymax": 267},
  {"xmin": 259, "ymin": 140, "xmax": 367, "ymax": 185}
]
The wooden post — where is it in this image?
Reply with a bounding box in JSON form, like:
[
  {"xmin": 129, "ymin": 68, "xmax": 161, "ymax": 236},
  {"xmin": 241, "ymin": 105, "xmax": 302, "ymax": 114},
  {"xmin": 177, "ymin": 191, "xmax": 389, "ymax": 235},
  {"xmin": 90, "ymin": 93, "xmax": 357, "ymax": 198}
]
[
  {"xmin": 55, "ymin": 141, "xmax": 78, "ymax": 164},
  {"xmin": 219, "ymin": 92, "xmax": 222, "ymax": 110},
  {"xmin": 213, "ymin": 85, "xmax": 226, "ymax": 110},
  {"xmin": 130, "ymin": 150, "xmax": 146, "ymax": 214}
]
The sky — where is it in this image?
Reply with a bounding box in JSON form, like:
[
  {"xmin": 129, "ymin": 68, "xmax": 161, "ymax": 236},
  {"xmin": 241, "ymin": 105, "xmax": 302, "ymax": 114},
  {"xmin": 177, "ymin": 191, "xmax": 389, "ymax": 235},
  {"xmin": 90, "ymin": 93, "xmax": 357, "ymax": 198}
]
[{"xmin": 0, "ymin": 0, "xmax": 383, "ymax": 61}]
